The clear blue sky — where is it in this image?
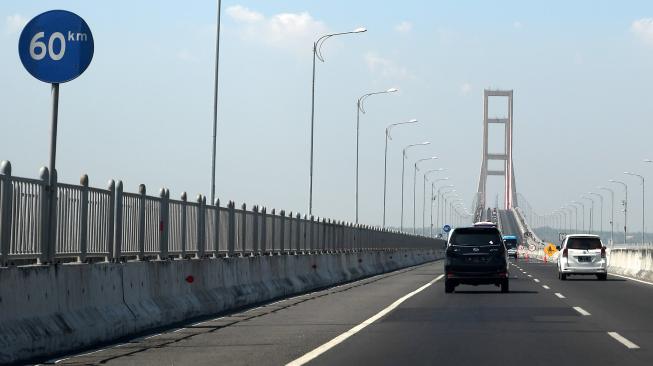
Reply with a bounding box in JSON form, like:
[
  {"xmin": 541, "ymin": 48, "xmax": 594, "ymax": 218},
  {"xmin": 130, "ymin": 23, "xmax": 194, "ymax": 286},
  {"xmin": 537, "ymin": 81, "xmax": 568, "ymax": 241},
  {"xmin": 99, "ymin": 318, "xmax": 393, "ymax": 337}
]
[{"xmin": 2, "ymin": 1, "xmax": 653, "ymax": 232}]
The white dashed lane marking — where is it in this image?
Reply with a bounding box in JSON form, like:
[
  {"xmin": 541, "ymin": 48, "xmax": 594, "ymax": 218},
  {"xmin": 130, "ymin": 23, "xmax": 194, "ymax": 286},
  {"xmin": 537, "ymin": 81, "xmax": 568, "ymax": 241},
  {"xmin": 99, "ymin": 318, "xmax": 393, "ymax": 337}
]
[
  {"xmin": 573, "ymin": 306, "xmax": 591, "ymax": 316},
  {"xmin": 555, "ymin": 293, "xmax": 565, "ymax": 299},
  {"xmin": 607, "ymin": 332, "xmax": 640, "ymax": 349}
]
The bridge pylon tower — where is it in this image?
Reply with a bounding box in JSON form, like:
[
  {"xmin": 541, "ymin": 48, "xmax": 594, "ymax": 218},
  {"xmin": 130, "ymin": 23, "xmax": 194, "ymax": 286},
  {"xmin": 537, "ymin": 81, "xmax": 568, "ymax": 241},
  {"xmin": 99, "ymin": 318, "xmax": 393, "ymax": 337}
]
[{"xmin": 477, "ymin": 89, "xmax": 518, "ymax": 213}]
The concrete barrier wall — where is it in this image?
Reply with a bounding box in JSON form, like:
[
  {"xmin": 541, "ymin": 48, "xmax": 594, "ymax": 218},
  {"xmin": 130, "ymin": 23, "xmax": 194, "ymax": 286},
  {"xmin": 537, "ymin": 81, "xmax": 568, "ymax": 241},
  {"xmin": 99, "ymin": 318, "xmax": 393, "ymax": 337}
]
[
  {"xmin": 607, "ymin": 248, "xmax": 653, "ymax": 281},
  {"xmin": 0, "ymin": 248, "xmax": 443, "ymax": 364}
]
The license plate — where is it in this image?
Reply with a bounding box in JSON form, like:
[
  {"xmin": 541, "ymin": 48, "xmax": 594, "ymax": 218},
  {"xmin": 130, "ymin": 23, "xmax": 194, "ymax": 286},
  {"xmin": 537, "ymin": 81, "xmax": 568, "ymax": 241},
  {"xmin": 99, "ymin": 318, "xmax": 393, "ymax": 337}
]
[
  {"xmin": 466, "ymin": 256, "xmax": 487, "ymax": 263},
  {"xmin": 577, "ymin": 256, "xmax": 591, "ymax": 262}
]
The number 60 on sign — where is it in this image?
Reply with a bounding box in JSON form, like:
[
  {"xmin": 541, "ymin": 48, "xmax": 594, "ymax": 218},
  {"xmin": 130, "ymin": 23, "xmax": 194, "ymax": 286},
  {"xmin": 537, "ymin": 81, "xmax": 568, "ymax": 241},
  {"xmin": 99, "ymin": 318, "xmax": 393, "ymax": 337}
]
[{"xmin": 19, "ymin": 10, "xmax": 94, "ymax": 83}]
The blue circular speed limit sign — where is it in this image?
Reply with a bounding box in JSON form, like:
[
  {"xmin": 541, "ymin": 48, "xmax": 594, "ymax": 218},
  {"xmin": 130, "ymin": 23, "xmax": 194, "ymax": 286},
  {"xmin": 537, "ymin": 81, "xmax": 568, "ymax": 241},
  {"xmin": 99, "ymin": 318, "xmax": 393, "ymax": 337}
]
[{"xmin": 18, "ymin": 10, "xmax": 94, "ymax": 83}]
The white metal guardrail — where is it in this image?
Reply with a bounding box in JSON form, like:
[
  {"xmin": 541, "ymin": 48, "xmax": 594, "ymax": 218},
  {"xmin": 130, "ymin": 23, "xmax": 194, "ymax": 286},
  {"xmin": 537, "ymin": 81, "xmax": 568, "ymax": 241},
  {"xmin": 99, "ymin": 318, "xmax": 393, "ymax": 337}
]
[{"xmin": 0, "ymin": 161, "xmax": 443, "ymax": 266}]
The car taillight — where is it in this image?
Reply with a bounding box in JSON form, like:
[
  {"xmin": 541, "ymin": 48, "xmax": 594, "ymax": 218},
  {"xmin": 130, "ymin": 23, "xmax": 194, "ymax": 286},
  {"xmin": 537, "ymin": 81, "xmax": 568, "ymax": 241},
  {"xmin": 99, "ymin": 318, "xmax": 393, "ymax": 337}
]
[
  {"xmin": 563, "ymin": 248, "xmax": 568, "ymax": 258},
  {"xmin": 601, "ymin": 246, "xmax": 606, "ymax": 258}
]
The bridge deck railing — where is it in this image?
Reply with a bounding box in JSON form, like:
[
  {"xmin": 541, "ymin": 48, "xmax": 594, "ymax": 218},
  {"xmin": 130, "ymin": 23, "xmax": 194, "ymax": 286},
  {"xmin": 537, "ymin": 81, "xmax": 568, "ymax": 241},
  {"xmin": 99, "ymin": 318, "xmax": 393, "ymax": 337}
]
[{"xmin": 0, "ymin": 161, "xmax": 443, "ymax": 266}]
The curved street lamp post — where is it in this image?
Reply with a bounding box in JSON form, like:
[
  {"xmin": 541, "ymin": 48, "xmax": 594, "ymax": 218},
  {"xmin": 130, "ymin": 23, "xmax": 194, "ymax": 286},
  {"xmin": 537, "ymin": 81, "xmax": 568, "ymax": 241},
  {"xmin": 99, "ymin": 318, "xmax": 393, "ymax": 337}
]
[
  {"xmin": 624, "ymin": 172, "xmax": 645, "ymax": 246},
  {"xmin": 609, "ymin": 179, "xmax": 628, "ymax": 245},
  {"xmin": 572, "ymin": 201, "xmax": 585, "ymax": 232},
  {"xmin": 568, "ymin": 204, "xmax": 579, "ymax": 233},
  {"xmin": 598, "ymin": 187, "xmax": 614, "ymax": 246},
  {"xmin": 589, "ymin": 192, "xmax": 604, "ymax": 237},
  {"xmin": 430, "ymin": 178, "xmax": 449, "ymax": 237},
  {"xmin": 437, "ymin": 185, "xmax": 455, "ymax": 235},
  {"xmin": 581, "ymin": 195, "xmax": 595, "ymax": 234},
  {"xmin": 442, "ymin": 192, "xmax": 459, "ymax": 234},
  {"xmin": 413, "ymin": 157, "xmax": 439, "ymax": 234},
  {"xmin": 422, "ymin": 168, "xmax": 446, "ymax": 235},
  {"xmin": 355, "ymin": 88, "xmax": 398, "ymax": 223},
  {"xmin": 308, "ymin": 27, "xmax": 367, "ymax": 216},
  {"xmin": 400, "ymin": 142, "xmax": 430, "ymax": 231},
  {"xmin": 383, "ymin": 119, "xmax": 418, "ymax": 227}
]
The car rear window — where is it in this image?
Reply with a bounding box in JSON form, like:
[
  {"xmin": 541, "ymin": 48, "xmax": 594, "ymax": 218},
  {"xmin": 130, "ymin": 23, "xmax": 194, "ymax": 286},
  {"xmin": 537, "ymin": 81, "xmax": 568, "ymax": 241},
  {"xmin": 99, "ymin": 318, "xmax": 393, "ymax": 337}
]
[
  {"xmin": 504, "ymin": 239, "xmax": 517, "ymax": 249},
  {"xmin": 450, "ymin": 228, "xmax": 502, "ymax": 246},
  {"xmin": 566, "ymin": 237, "xmax": 602, "ymax": 250}
]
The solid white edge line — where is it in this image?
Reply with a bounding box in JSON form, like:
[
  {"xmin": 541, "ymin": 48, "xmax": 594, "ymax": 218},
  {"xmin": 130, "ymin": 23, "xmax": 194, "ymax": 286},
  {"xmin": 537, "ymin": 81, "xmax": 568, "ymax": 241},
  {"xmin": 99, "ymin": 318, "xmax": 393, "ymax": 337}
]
[
  {"xmin": 55, "ymin": 347, "xmax": 108, "ymax": 362},
  {"xmin": 609, "ymin": 272, "xmax": 653, "ymax": 286},
  {"xmin": 607, "ymin": 332, "xmax": 640, "ymax": 349},
  {"xmin": 542, "ymin": 285, "xmax": 550, "ymax": 289},
  {"xmin": 258, "ymin": 262, "xmax": 440, "ymax": 313},
  {"xmin": 286, "ymin": 274, "xmax": 445, "ymax": 366},
  {"xmin": 573, "ymin": 306, "xmax": 591, "ymax": 316},
  {"xmin": 555, "ymin": 293, "xmax": 565, "ymax": 298}
]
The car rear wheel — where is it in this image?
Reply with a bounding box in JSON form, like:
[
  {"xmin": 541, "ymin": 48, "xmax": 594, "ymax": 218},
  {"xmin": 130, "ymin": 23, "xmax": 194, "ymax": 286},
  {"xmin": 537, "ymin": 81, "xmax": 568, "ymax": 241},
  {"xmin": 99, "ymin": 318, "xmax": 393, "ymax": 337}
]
[
  {"xmin": 597, "ymin": 274, "xmax": 607, "ymax": 281},
  {"xmin": 445, "ymin": 280, "xmax": 455, "ymax": 293},
  {"xmin": 500, "ymin": 280, "xmax": 509, "ymax": 293},
  {"xmin": 558, "ymin": 271, "xmax": 567, "ymax": 280}
]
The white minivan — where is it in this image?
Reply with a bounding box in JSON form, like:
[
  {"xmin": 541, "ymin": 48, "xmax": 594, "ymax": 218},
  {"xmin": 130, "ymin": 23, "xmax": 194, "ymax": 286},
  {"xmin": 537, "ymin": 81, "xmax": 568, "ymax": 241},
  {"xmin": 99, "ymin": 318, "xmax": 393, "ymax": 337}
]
[{"xmin": 557, "ymin": 234, "xmax": 607, "ymax": 280}]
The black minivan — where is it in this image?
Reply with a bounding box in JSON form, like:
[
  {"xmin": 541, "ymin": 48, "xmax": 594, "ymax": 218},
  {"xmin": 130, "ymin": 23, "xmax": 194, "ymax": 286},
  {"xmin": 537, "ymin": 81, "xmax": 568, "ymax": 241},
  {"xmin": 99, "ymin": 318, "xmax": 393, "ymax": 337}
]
[{"xmin": 444, "ymin": 226, "xmax": 509, "ymax": 293}]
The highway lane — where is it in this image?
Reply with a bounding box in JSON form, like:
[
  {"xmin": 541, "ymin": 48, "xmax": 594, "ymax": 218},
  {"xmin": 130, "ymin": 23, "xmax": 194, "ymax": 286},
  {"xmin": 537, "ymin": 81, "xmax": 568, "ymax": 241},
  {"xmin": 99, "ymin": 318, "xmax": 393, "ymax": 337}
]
[
  {"xmin": 308, "ymin": 258, "xmax": 652, "ymax": 366},
  {"xmin": 50, "ymin": 258, "xmax": 653, "ymax": 366},
  {"xmin": 511, "ymin": 259, "xmax": 653, "ymax": 353},
  {"xmin": 50, "ymin": 261, "xmax": 445, "ymax": 366}
]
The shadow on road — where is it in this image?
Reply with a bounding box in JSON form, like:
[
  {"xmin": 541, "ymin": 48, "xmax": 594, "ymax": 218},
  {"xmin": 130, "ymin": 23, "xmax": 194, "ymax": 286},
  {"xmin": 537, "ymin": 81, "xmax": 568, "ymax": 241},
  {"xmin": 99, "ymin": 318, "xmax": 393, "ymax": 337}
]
[
  {"xmin": 452, "ymin": 290, "xmax": 538, "ymax": 294},
  {"xmin": 563, "ymin": 278, "xmax": 626, "ymax": 282}
]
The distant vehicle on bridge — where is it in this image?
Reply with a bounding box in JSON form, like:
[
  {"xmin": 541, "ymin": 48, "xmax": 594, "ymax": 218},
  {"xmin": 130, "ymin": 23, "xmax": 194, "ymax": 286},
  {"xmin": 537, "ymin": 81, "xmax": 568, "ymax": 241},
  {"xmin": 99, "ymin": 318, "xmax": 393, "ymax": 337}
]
[
  {"xmin": 444, "ymin": 226, "xmax": 509, "ymax": 293},
  {"xmin": 502, "ymin": 235, "xmax": 519, "ymax": 258},
  {"xmin": 556, "ymin": 234, "xmax": 608, "ymax": 281},
  {"xmin": 473, "ymin": 221, "xmax": 497, "ymax": 228}
]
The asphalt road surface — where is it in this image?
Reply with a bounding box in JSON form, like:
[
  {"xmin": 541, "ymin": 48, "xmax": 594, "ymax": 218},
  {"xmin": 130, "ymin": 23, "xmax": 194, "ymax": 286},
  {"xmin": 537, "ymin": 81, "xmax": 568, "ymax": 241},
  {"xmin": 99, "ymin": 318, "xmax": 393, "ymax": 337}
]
[{"xmin": 49, "ymin": 259, "xmax": 653, "ymax": 366}]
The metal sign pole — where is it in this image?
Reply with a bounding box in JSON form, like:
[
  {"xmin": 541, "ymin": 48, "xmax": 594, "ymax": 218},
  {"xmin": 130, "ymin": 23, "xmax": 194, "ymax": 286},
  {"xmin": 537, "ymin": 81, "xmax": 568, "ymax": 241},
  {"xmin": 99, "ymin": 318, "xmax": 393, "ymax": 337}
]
[
  {"xmin": 47, "ymin": 83, "xmax": 60, "ymax": 261},
  {"xmin": 49, "ymin": 83, "xmax": 59, "ymax": 187}
]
